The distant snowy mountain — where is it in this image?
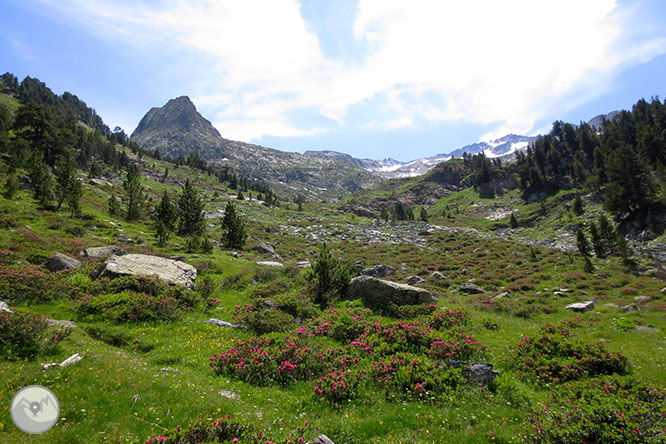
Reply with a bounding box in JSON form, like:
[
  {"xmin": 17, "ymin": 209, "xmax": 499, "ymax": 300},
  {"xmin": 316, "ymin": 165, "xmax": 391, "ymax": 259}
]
[{"xmin": 362, "ymin": 134, "xmax": 536, "ymax": 179}]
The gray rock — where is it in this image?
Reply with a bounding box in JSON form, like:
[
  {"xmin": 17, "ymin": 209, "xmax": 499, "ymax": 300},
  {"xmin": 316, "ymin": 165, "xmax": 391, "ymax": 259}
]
[
  {"xmin": 347, "ymin": 275, "xmax": 437, "ymax": 306},
  {"xmin": 553, "ymin": 291, "xmax": 567, "ymax": 298},
  {"xmin": 218, "ymin": 389, "xmax": 240, "ymax": 400},
  {"xmin": 205, "ymin": 319, "xmax": 246, "ymax": 329},
  {"xmin": 493, "ymin": 292, "xmax": 511, "ymax": 300},
  {"xmin": 0, "ymin": 300, "xmax": 13, "ymax": 314},
  {"xmin": 565, "ymin": 301, "xmax": 595, "ymax": 312},
  {"xmin": 634, "ymin": 296, "xmax": 653, "ymax": 304},
  {"xmin": 117, "ymin": 234, "xmax": 133, "ymax": 243},
  {"xmin": 361, "ymin": 264, "xmax": 396, "ymax": 278},
  {"xmin": 83, "ymin": 245, "xmax": 125, "ymax": 258},
  {"xmin": 272, "ymin": 254, "xmax": 283, "ymax": 261},
  {"xmin": 312, "ymin": 435, "xmax": 336, "ymax": 444},
  {"xmin": 634, "ymin": 325, "xmax": 659, "ymax": 333},
  {"xmin": 661, "ymin": 287, "xmax": 666, "ymax": 295},
  {"xmin": 43, "ymin": 252, "xmax": 82, "ymax": 272},
  {"xmin": 460, "ymin": 283, "xmax": 484, "ymax": 294},
  {"xmin": 96, "ymin": 254, "xmax": 197, "ymax": 288},
  {"xmin": 405, "ymin": 275, "xmax": 426, "ymax": 285},
  {"xmin": 431, "ymin": 271, "xmax": 446, "ymax": 280},
  {"xmin": 445, "ymin": 361, "xmax": 499, "ymax": 387},
  {"xmin": 620, "ymin": 303, "xmax": 640, "ymax": 313},
  {"xmin": 47, "ymin": 319, "xmax": 77, "ymax": 329},
  {"xmin": 255, "ymin": 242, "xmax": 275, "ymax": 254},
  {"xmin": 296, "ymin": 261, "xmax": 311, "ymax": 269},
  {"xmin": 256, "ymin": 261, "xmax": 284, "ymax": 267},
  {"xmin": 169, "ymin": 256, "xmax": 188, "ymax": 263}
]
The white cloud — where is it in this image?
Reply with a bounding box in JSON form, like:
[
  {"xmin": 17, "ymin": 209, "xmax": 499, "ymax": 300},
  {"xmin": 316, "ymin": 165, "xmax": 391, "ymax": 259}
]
[{"xmin": 34, "ymin": 0, "xmax": 666, "ymax": 142}]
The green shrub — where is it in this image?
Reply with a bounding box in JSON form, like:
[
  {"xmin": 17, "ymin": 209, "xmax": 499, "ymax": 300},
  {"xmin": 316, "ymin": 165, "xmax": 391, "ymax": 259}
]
[
  {"xmin": 0, "ymin": 265, "xmax": 70, "ymax": 303},
  {"xmin": 0, "ymin": 310, "xmax": 72, "ymax": 360},
  {"xmin": 77, "ymin": 290, "xmax": 185, "ymax": 323},
  {"xmin": 525, "ymin": 377, "xmax": 666, "ymax": 443},
  {"xmin": 307, "ymin": 243, "xmax": 352, "ymax": 307}
]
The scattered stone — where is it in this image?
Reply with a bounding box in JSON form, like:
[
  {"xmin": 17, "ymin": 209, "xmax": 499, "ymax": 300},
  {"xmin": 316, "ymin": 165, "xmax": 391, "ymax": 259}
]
[
  {"xmin": 361, "ymin": 264, "xmax": 396, "ymax": 278},
  {"xmin": 43, "ymin": 252, "xmax": 82, "ymax": 272},
  {"xmin": 0, "ymin": 300, "xmax": 13, "ymax": 314},
  {"xmin": 218, "ymin": 389, "xmax": 240, "ymax": 401},
  {"xmin": 557, "ymin": 287, "xmax": 571, "ymax": 293},
  {"xmin": 405, "ymin": 275, "xmax": 426, "ymax": 285},
  {"xmin": 204, "ymin": 319, "xmax": 246, "ymax": 329},
  {"xmin": 493, "ymin": 292, "xmax": 511, "ymax": 300},
  {"xmin": 444, "ymin": 361, "xmax": 499, "ymax": 386},
  {"xmin": 255, "ymin": 242, "xmax": 275, "ymax": 254},
  {"xmin": 661, "ymin": 287, "xmax": 666, "ymax": 295},
  {"xmin": 431, "ymin": 271, "xmax": 446, "ymax": 280},
  {"xmin": 460, "ymin": 283, "xmax": 484, "ymax": 294},
  {"xmin": 620, "ymin": 303, "xmax": 640, "ymax": 313},
  {"xmin": 565, "ymin": 301, "xmax": 595, "ymax": 313},
  {"xmin": 634, "ymin": 325, "xmax": 659, "ymax": 333},
  {"xmin": 312, "ymin": 435, "xmax": 336, "ymax": 444},
  {"xmin": 231, "ymin": 251, "xmax": 240, "ymax": 258},
  {"xmin": 272, "ymin": 254, "xmax": 283, "ymax": 261},
  {"xmin": 96, "ymin": 254, "xmax": 197, "ymax": 288},
  {"xmin": 42, "ymin": 353, "xmax": 83, "ymax": 370},
  {"xmin": 604, "ymin": 303, "xmax": 619, "ymax": 308},
  {"xmin": 553, "ymin": 291, "xmax": 567, "ymax": 298},
  {"xmin": 117, "ymin": 234, "xmax": 133, "ymax": 243},
  {"xmin": 296, "ymin": 261, "xmax": 311, "ymax": 269},
  {"xmin": 634, "ymin": 296, "xmax": 653, "ymax": 304},
  {"xmin": 47, "ymin": 319, "xmax": 77, "ymax": 329},
  {"xmin": 82, "ymin": 245, "xmax": 125, "ymax": 258},
  {"xmin": 256, "ymin": 261, "xmax": 284, "ymax": 267},
  {"xmin": 512, "ymin": 251, "xmax": 526, "ymax": 256},
  {"xmin": 347, "ymin": 275, "xmax": 437, "ymax": 306},
  {"xmin": 352, "ymin": 261, "xmax": 365, "ymax": 272}
]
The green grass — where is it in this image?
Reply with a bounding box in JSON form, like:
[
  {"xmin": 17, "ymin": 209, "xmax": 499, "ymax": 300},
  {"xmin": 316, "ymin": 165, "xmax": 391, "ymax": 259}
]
[{"xmin": 1, "ymin": 161, "xmax": 665, "ymax": 444}]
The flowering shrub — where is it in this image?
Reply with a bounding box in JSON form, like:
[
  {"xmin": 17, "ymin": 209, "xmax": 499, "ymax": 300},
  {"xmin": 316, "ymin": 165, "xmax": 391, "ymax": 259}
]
[
  {"xmin": 0, "ymin": 265, "xmax": 70, "ymax": 303},
  {"xmin": 0, "ymin": 310, "xmax": 72, "ymax": 360},
  {"xmin": 210, "ymin": 334, "xmax": 334, "ymax": 385},
  {"xmin": 385, "ymin": 303, "xmax": 438, "ymax": 319},
  {"xmin": 428, "ymin": 332, "xmax": 488, "ymax": 361},
  {"xmin": 233, "ymin": 292, "xmax": 319, "ymax": 334},
  {"xmin": 371, "ymin": 353, "xmax": 465, "ymax": 402},
  {"xmin": 313, "ymin": 367, "xmax": 363, "ymax": 404},
  {"xmin": 427, "ymin": 309, "xmax": 469, "ymax": 330},
  {"xmin": 303, "ymin": 307, "xmax": 372, "ymax": 341},
  {"xmin": 352, "ymin": 320, "xmax": 438, "ymax": 356},
  {"xmin": 91, "ymin": 275, "xmax": 200, "ymax": 307},
  {"xmin": 511, "ymin": 331, "xmax": 630, "ymax": 383},
  {"xmin": 144, "ymin": 417, "xmax": 311, "ymax": 444},
  {"xmin": 525, "ymin": 377, "xmax": 666, "ymax": 443},
  {"xmin": 77, "ymin": 291, "xmax": 185, "ymax": 323}
]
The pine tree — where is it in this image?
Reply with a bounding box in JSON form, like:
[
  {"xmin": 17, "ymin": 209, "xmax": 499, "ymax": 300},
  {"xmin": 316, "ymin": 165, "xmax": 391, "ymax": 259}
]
[
  {"xmin": 598, "ymin": 214, "xmax": 616, "ymax": 255},
  {"xmin": 576, "ymin": 227, "xmax": 591, "ymax": 257},
  {"xmin": 221, "ymin": 201, "xmax": 247, "ymax": 249},
  {"xmin": 28, "ymin": 151, "xmax": 53, "ymax": 206},
  {"xmin": 155, "ymin": 191, "xmax": 178, "ymax": 232},
  {"xmin": 572, "ymin": 195, "xmax": 584, "ymax": 215},
  {"xmin": 54, "ymin": 152, "xmax": 81, "ymax": 213},
  {"xmin": 177, "ymin": 180, "xmax": 206, "ymax": 236},
  {"xmin": 108, "ymin": 194, "xmax": 120, "ymax": 216},
  {"xmin": 380, "ymin": 207, "xmax": 390, "ymax": 222},
  {"xmin": 509, "ymin": 212, "xmax": 519, "ymax": 228},
  {"xmin": 420, "ymin": 207, "xmax": 429, "ymax": 222},
  {"xmin": 589, "ymin": 222, "xmax": 606, "ymax": 258},
  {"xmin": 307, "ymin": 243, "xmax": 351, "ymax": 307},
  {"xmin": 123, "ymin": 163, "xmax": 143, "ymax": 221}
]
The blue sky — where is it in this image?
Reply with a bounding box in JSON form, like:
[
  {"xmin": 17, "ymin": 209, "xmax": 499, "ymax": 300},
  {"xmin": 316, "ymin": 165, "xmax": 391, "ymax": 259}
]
[{"xmin": 2, "ymin": 0, "xmax": 666, "ymax": 161}]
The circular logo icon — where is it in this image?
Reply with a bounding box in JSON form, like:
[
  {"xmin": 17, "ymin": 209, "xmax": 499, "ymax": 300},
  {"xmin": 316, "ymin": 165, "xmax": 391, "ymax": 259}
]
[{"xmin": 10, "ymin": 385, "xmax": 60, "ymax": 434}]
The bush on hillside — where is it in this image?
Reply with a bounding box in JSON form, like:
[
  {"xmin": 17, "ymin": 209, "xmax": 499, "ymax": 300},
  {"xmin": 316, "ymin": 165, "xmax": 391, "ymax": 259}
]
[{"xmin": 0, "ymin": 309, "xmax": 72, "ymax": 360}]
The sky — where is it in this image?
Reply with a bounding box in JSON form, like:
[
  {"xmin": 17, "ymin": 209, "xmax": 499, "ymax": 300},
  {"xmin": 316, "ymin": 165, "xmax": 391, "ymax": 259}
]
[{"xmin": 2, "ymin": 0, "xmax": 666, "ymax": 162}]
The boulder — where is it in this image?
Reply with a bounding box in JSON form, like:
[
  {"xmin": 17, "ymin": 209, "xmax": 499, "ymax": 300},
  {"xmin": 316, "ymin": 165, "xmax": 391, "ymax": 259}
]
[
  {"xmin": 620, "ymin": 303, "xmax": 640, "ymax": 313},
  {"xmin": 256, "ymin": 261, "xmax": 284, "ymax": 267},
  {"xmin": 255, "ymin": 242, "xmax": 275, "ymax": 254},
  {"xmin": 443, "ymin": 361, "xmax": 499, "ymax": 387},
  {"xmin": 296, "ymin": 261, "xmax": 311, "ymax": 269},
  {"xmin": 204, "ymin": 319, "xmax": 246, "ymax": 329},
  {"xmin": 117, "ymin": 234, "xmax": 133, "ymax": 243},
  {"xmin": 460, "ymin": 283, "xmax": 484, "ymax": 294},
  {"xmin": 47, "ymin": 319, "xmax": 77, "ymax": 329},
  {"xmin": 96, "ymin": 254, "xmax": 197, "ymax": 288},
  {"xmin": 493, "ymin": 292, "xmax": 511, "ymax": 300},
  {"xmin": 431, "ymin": 271, "xmax": 446, "ymax": 281},
  {"xmin": 347, "ymin": 275, "xmax": 437, "ymax": 306},
  {"xmin": 634, "ymin": 296, "xmax": 653, "ymax": 304},
  {"xmin": 312, "ymin": 435, "xmax": 336, "ymax": 444},
  {"xmin": 405, "ymin": 275, "xmax": 426, "ymax": 285},
  {"xmin": 43, "ymin": 252, "xmax": 82, "ymax": 272},
  {"xmin": 661, "ymin": 287, "xmax": 666, "ymax": 295},
  {"xmin": 83, "ymin": 245, "xmax": 125, "ymax": 259},
  {"xmin": 361, "ymin": 264, "xmax": 396, "ymax": 278},
  {"xmin": 565, "ymin": 301, "xmax": 595, "ymax": 313},
  {"xmin": 0, "ymin": 300, "xmax": 13, "ymax": 314}
]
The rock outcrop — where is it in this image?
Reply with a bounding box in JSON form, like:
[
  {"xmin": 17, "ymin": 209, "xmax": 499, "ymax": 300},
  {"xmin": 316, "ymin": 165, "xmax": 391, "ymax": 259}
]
[
  {"xmin": 361, "ymin": 264, "xmax": 396, "ymax": 278},
  {"xmin": 347, "ymin": 276, "xmax": 437, "ymax": 307},
  {"xmin": 565, "ymin": 301, "xmax": 595, "ymax": 313},
  {"xmin": 96, "ymin": 254, "xmax": 197, "ymax": 288},
  {"xmin": 43, "ymin": 252, "xmax": 82, "ymax": 272},
  {"xmin": 460, "ymin": 283, "xmax": 484, "ymax": 294},
  {"xmin": 83, "ymin": 245, "xmax": 125, "ymax": 259}
]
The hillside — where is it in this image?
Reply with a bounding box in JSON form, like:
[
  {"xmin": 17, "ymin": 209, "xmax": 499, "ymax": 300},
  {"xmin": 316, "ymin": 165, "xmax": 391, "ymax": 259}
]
[
  {"xmin": 1, "ymin": 74, "xmax": 666, "ymax": 444},
  {"xmin": 130, "ymin": 96, "xmax": 381, "ymax": 201}
]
